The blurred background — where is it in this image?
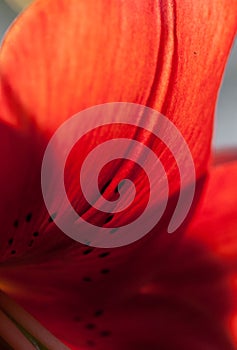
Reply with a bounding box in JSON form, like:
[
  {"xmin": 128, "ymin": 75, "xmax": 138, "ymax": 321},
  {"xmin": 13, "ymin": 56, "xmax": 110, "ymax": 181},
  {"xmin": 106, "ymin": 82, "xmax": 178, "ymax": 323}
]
[{"xmin": 0, "ymin": 0, "xmax": 236, "ymax": 149}]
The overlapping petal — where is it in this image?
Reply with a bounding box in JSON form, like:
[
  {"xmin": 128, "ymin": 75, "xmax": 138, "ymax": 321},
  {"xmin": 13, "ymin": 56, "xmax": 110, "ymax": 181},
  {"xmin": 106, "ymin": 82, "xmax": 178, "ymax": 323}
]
[
  {"xmin": 0, "ymin": 2, "xmax": 236, "ymax": 348},
  {"xmin": 0, "ymin": 119, "xmax": 75, "ymax": 262},
  {"xmin": 184, "ymin": 160, "xmax": 237, "ymax": 348},
  {"xmin": 1, "ymin": 163, "xmax": 237, "ymax": 350},
  {"xmin": 1, "ymin": 0, "xmax": 236, "ymax": 177},
  {"xmin": 0, "ymin": 161, "xmax": 236, "ymax": 349},
  {"xmin": 0, "ymin": 0, "xmax": 236, "ymax": 262}
]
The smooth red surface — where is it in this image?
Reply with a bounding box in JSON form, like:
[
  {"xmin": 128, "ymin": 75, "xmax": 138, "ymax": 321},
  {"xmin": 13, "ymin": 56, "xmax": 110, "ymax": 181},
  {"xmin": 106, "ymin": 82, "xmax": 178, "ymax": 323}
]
[
  {"xmin": 0, "ymin": 0, "xmax": 236, "ymax": 349},
  {"xmin": 1, "ymin": 0, "xmax": 236, "ymax": 178}
]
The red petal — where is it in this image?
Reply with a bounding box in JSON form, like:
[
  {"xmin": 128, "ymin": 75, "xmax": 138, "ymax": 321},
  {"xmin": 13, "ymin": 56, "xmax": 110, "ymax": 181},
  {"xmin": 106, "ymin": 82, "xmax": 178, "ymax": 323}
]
[
  {"xmin": 184, "ymin": 161, "xmax": 237, "ymax": 347},
  {"xmin": 150, "ymin": 0, "xmax": 237, "ymax": 179},
  {"xmin": 0, "ymin": 119, "xmax": 75, "ymax": 262},
  {"xmin": 186, "ymin": 161, "xmax": 237, "ymax": 266},
  {"xmin": 0, "ymin": 0, "xmax": 159, "ymax": 129},
  {"xmin": 0, "ymin": 1, "xmax": 171, "ymax": 259},
  {"xmin": 0, "ymin": 0, "xmax": 235, "ymax": 256},
  {"xmin": 0, "ymin": 2, "xmax": 236, "ymax": 345},
  {"xmin": 0, "ymin": 0, "xmax": 236, "ymax": 256},
  {"xmin": 0, "ymin": 121, "xmax": 42, "ymax": 261},
  {"xmin": 1, "ymin": 0, "xmax": 236, "ymax": 180},
  {"xmin": 1, "ymin": 161, "xmax": 237, "ymax": 349}
]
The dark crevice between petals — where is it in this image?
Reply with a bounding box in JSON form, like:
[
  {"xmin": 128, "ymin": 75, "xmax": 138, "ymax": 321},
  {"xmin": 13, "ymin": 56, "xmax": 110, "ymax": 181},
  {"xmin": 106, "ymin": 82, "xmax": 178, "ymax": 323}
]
[
  {"xmin": 100, "ymin": 180, "xmax": 112, "ymax": 195},
  {"xmin": 48, "ymin": 213, "xmax": 57, "ymax": 223},
  {"xmin": 0, "ymin": 336, "xmax": 14, "ymax": 350},
  {"xmin": 5, "ymin": 315, "xmax": 49, "ymax": 350},
  {"xmin": 0, "ymin": 292, "xmax": 69, "ymax": 349},
  {"xmin": 104, "ymin": 215, "xmax": 114, "ymax": 224}
]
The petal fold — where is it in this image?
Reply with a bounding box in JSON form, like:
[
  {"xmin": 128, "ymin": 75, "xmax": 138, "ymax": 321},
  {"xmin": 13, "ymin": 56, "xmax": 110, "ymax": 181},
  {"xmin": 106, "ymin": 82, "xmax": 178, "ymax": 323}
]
[
  {"xmin": 1, "ymin": 0, "xmax": 236, "ymax": 179},
  {"xmin": 1, "ymin": 162, "xmax": 237, "ymax": 349}
]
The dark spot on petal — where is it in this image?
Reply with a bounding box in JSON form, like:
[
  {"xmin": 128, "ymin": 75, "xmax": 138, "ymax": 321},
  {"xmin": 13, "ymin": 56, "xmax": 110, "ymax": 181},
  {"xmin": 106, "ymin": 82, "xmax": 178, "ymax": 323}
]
[
  {"xmin": 8, "ymin": 238, "xmax": 14, "ymax": 245},
  {"xmin": 13, "ymin": 220, "xmax": 19, "ymax": 228},
  {"xmin": 99, "ymin": 252, "xmax": 110, "ymax": 258},
  {"xmin": 193, "ymin": 51, "xmax": 197, "ymax": 55},
  {"xmin": 26, "ymin": 213, "xmax": 32, "ymax": 222},
  {"xmin": 83, "ymin": 248, "xmax": 93, "ymax": 255},
  {"xmin": 100, "ymin": 330, "xmax": 111, "ymax": 337},
  {"xmin": 94, "ymin": 310, "xmax": 104, "ymax": 317},
  {"xmin": 101, "ymin": 269, "xmax": 110, "ymax": 275},
  {"xmin": 86, "ymin": 323, "xmax": 96, "ymax": 330},
  {"xmin": 33, "ymin": 232, "xmax": 39, "ymax": 237},
  {"xmin": 105, "ymin": 215, "xmax": 113, "ymax": 224},
  {"xmin": 83, "ymin": 277, "xmax": 92, "ymax": 282},
  {"xmin": 11, "ymin": 250, "xmax": 16, "ymax": 255}
]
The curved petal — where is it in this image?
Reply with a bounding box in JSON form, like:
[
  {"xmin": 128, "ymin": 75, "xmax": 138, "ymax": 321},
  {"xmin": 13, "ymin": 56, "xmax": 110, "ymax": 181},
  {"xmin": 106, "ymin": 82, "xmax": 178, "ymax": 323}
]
[
  {"xmin": 0, "ymin": 2, "xmax": 236, "ymax": 345},
  {"xmin": 185, "ymin": 161, "xmax": 237, "ymax": 265},
  {"xmin": 0, "ymin": 0, "xmax": 159, "ymax": 129},
  {"xmin": 1, "ymin": 0, "xmax": 236, "ymax": 180},
  {"xmin": 0, "ymin": 120, "xmax": 43, "ymax": 262},
  {"xmin": 1, "ymin": 162, "xmax": 237, "ymax": 349},
  {"xmin": 0, "ymin": 0, "xmax": 236, "ymax": 261},
  {"xmin": 184, "ymin": 161, "xmax": 237, "ymax": 347},
  {"xmin": 0, "ymin": 120, "xmax": 75, "ymax": 263},
  {"xmin": 0, "ymin": 1, "xmax": 170, "ymax": 262},
  {"xmin": 150, "ymin": 0, "xmax": 237, "ymax": 178}
]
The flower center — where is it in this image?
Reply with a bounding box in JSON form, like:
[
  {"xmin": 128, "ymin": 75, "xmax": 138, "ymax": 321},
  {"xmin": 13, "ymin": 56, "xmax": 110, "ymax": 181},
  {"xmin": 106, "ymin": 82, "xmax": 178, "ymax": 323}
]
[{"xmin": 0, "ymin": 291, "xmax": 69, "ymax": 350}]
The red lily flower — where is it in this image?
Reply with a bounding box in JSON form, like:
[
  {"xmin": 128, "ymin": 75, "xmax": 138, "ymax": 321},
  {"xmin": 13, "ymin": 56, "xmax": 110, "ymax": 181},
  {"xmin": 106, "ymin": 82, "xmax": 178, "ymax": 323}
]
[{"xmin": 0, "ymin": 0, "xmax": 237, "ymax": 349}]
